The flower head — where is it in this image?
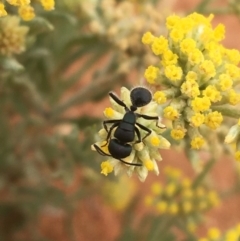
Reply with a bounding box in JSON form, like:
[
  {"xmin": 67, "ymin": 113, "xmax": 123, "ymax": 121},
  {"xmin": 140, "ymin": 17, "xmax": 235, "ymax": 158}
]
[
  {"xmin": 1, "ymin": 0, "xmax": 55, "ymax": 20},
  {"xmin": 92, "ymin": 87, "xmax": 170, "ymax": 182},
  {"xmin": 144, "ymin": 166, "xmax": 220, "ymax": 222},
  {"xmin": 142, "ymin": 12, "xmax": 240, "ymax": 148},
  {"xmin": 0, "ymin": 16, "xmax": 29, "ymax": 56},
  {"xmin": 199, "ymin": 223, "xmax": 240, "ymax": 241}
]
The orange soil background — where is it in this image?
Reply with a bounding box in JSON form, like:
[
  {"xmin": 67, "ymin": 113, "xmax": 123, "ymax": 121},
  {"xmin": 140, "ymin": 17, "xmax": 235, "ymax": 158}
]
[{"xmin": 36, "ymin": 1, "xmax": 240, "ymax": 241}]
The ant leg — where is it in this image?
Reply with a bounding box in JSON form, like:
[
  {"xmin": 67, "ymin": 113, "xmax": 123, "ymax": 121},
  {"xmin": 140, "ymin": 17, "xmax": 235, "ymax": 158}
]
[
  {"xmin": 136, "ymin": 122, "xmax": 152, "ymax": 141},
  {"xmin": 134, "ymin": 127, "xmax": 142, "ymax": 143},
  {"xmin": 94, "ymin": 144, "xmax": 142, "ymax": 166},
  {"xmin": 94, "ymin": 144, "xmax": 111, "ymax": 157},
  {"xmin": 109, "ymin": 92, "xmax": 129, "ymax": 110},
  {"xmin": 101, "ymin": 122, "xmax": 120, "ymax": 147},
  {"xmin": 137, "ymin": 114, "xmax": 164, "ymax": 129},
  {"xmin": 119, "ymin": 158, "xmax": 142, "ymax": 166},
  {"xmin": 103, "ymin": 119, "xmax": 120, "ymax": 133}
]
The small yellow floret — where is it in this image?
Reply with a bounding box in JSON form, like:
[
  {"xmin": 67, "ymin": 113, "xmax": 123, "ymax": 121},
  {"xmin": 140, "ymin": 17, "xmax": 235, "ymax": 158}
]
[
  {"xmin": 153, "ymin": 91, "xmax": 167, "ymax": 104},
  {"xmin": 188, "ymin": 49, "xmax": 204, "ymax": 65},
  {"xmin": 225, "ymin": 230, "xmax": 239, "ymax": 241},
  {"xmin": 144, "ymin": 65, "xmax": 159, "ymax": 84},
  {"xmin": 181, "ymin": 80, "xmax": 200, "ymax": 98},
  {"xmin": 199, "ymin": 60, "xmax": 216, "ymax": 78},
  {"xmin": 100, "ymin": 142, "xmax": 110, "ymax": 155},
  {"xmin": 41, "ymin": 0, "xmax": 55, "ymax": 11},
  {"xmin": 213, "ymin": 23, "xmax": 225, "ymax": 41},
  {"xmin": 144, "ymin": 159, "xmax": 154, "ymax": 171},
  {"xmin": 204, "ymin": 111, "xmax": 223, "ymax": 129},
  {"xmin": 225, "ymin": 49, "xmax": 240, "ymax": 65},
  {"xmin": 18, "ymin": 5, "xmax": 35, "ymax": 21},
  {"xmin": 101, "ymin": 161, "xmax": 113, "ymax": 176},
  {"xmin": 186, "ymin": 71, "xmax": 197, "ymax": 82},
  {"xmin": 142, "ymin": 31, "xmax": 155, "ymax": 45},
  {"xmin": 219, "ymin": 73, "xmax": 233, "ymax": 91},
  {"xmin": 191, "ymin": 97, "xmax": 211, "ymax": 112},
  {"xmin": 7, "ymin": 0, "xmax": 30, "ymax": 6},
  {"xmin": 225, "ymin": 63, "xmax": 240, "ymax": 79},
  {"xmin": 163, "ymin": 106, "xmax": 179, "ymax": 120},
  {"xmin": 171, "ymin": 128, "xmax": 186, "ymax": 140},
  {"xmin": 0, "ymin": 3, "xmax": 7, "ymax": 16},
  {"xmin": 191, "ymin": 113, "xmax": 205, "ymax": 127},
  {"xmin": 170, "ymin": 28, "xmax": 184, "ymax": 42},
  {"xmin": 104, "ymin": 107, "xmax": 114, "ymax": 118},
  {"xmin": 180, "ymin": 38, "xmax": 196, "ymax": 55},
  {"xmin": 207, "ymin": 228, "xmax": 221, "ymax": 240},
  {"xmin": 191, "ymin": 136, "xmax": 205, "ymax": 149},
  {"xmin": 228, "ymin": 90, "xmax": 240, "ymax": 105},
  {"xmin": 166, "ymin": 14, "xmax": 181, "ymax": 29},
  {"xmin": 202, "ymin": 85, "xmax": 222, "ymax": 103},
  {"xmin": 161, "ymin": 49, "xmax": 178, "ymax": 66},
  {"xmin": 164, "ymin": 65, "xmax": 183, "ymax": 82},
  {"xmin": 150, "ymin": 136, "xmax": 161, "ymax": 147},
  {"xmin": 151, "ymin": 36, "xmax": 168, "ymax": 55}
]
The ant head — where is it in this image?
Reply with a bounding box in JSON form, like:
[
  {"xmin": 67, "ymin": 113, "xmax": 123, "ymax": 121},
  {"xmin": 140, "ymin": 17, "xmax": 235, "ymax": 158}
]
[{"xmin": 130, "ymin": 87, "xmax": 152, "ymax": 108}]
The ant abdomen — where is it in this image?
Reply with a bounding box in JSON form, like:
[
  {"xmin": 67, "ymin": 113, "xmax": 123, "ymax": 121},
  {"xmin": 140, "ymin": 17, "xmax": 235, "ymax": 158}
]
[{"xmin": 108, "ymin": 139, "xmax": 132, "ymax": 159}]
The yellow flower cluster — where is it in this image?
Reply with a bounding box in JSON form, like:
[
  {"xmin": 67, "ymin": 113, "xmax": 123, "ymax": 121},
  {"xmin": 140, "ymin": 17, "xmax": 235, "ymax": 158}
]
[
  {"xmin": 144, "ymin": 166, "xmax": 220, "ymax": 219},
  {"xmin": 0, "ymin": 0, "xmax": 55, "ymax": 21},
  {"xmin": 91, "ymin": 87, "xmax": 170, "ymax": 182},
  {"xmin": 198, "ymin": 223, "xmax": 240, "ymax": 241},
  {"xmin": 143, "ymin": 13, "xmax": 240, "ymax": 149},
  {"xmin": 0, "ymin": 15, "xmax": 28, "ymax": 56}
]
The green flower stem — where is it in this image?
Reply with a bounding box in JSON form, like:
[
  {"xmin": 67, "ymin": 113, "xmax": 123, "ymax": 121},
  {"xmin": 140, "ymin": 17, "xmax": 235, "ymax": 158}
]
[
  {"xmin": 212, "ymin": 105, "xmax": 240, "ymax": 119},
  {"xmin": 149, "ymin": 216, "xmax": 175, "ymax": 241},
  {"xmin": 192, "ymin": 158, "xmax": 216, "ymax": 189}
]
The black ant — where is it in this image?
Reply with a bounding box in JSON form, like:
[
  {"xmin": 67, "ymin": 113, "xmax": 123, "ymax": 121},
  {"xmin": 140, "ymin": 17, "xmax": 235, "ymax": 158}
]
[{"xmin": 94, "ymin": 87, "xmax": 160, "ymax": 166}]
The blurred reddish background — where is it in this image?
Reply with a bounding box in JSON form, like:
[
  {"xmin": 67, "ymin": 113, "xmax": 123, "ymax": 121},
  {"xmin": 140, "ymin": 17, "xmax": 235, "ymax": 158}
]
[{"xmin": 35, "ymin": 1, "xmax": 240, "ymax": 240}]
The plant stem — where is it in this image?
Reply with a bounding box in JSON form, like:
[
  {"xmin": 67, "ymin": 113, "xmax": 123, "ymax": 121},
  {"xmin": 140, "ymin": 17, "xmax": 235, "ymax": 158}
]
[
  {"xmin": 149, "ymin": 216, "xmax": 175, "ymax": 241},
  {"xmin": 192, "ymin": 158, "xmax": 216, "ymax": 188},
  {"xmin": 212, "ymin": 106, "xmax": 240, "ymax": 119}
]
